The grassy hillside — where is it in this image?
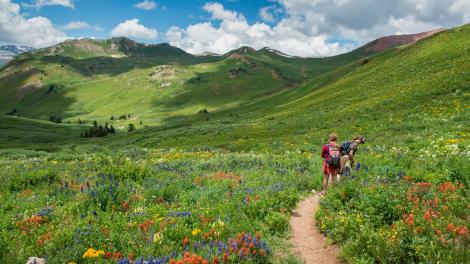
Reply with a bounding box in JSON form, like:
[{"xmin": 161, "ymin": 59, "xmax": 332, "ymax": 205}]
[
  {"xmin": 0, "ymin": 116, "xmax": 85, "ymax": 147},
  {"xmin": 0, "ymin": 25, "xmax": 469, "ymax": 264},
  {"xmin": 0, "ymin": 36, "xmax": 371, "ymax": 129},
  {"xmin": 131, "ymin": 24, "xmax": 469, "ymax": 151}
]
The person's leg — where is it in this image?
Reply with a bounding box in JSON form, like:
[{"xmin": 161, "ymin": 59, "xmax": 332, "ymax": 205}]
[
  {"xmin": 340, "ymin": 155, "xmax": 349, "ymax": 174},
  {"xmin": 335, "ymin": 169, "xmax": 341, "ymax": 183},
  {"xmin": 321, "ymin": 173, "xmax": 329, "ymax": 195},
  {"xmin": 328, "ymin": 173, "xmax": 333, "ymax": 187}
]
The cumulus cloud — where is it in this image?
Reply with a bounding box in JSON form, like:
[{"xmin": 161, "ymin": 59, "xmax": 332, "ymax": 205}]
[
  {"xmin": 24, "ymin": 0, "xmax": 75, "ymax": 9},
  {"xmin": 111, "ymin": 18, "xmax": 158, "ymax": 40},
  {"xmin": 166, "ymin": 1, "xmax": 470, "ymax": 57},
  {"xmin": 133, "ymin": 0, "xmax": 157, "ymax": 11},
  {"xmin": 274, "ymin": 0, "xmax": 470, "ymax": 43},
  {"xmin": 60, "ymin": 21, "xmax": 104, "ymax": 31},
  {"xmin": 259, "ymin": 5, "xmax": 283, "ymax": 22},
  {"xmin": 0, "ymin": 0, "xmax": 67, "ymax": 47},
  {"xmin": 61, "ymin": 21, "xmax": 91, "ymax": 30},
  {"xmin": 166, "ymin": 2, "xmax": 344, "ymax": 57}
]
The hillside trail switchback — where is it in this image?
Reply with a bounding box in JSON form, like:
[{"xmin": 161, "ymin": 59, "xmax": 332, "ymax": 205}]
[{"xmin": 290, "ymin": 194, "xmax": 340, "ymax": 264}]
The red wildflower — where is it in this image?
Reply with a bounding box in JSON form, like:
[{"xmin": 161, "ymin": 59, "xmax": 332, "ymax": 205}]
[
  {"xmin": 404, "ymin": 214, "xmax": 414, "ymax": 227},
  {"xmin": 182, "ymin": 236, "xmax": 190, "ymax": 246},
  {"xmin": 113, "ymin": 252, "xmax": 122, "ymax": 260},
  {"xmin": 105, "ymin": 252, "xmax": 111, "ymax": 259},
  {"xmin": 447, "ymin": 223, "xmax": 455, "ymax": 233},
  {"xmin": 439, "ymin": 182, "xmax": 456, "ymax": 192},
  {"xmin": 121, "ymin": 201, "xmax": 129, "ymax": 212},
  {"xmin": 417, "ymin": 182, "xmax": 432, "ymax": 191},
  {"xmin": 415, "ymin": 226, "xmax": 423, "ymax": 233},
  {"xmin": 423, "ymin": 208, "xmax": 437, "ymax": 222},
  {"xmin": 213, "ymin": 256, "xmax": 219, "ymax": 264},
  {"xmin": 36, "ymin": 237, "xmax": 44, "ymax": 246},
  {"xmin": 403, "ymin": 176, "xmax": 413, "ymax": 182},
  {"xmin": 139, "ymin": 220, "xmax": 155, "ymax": 233},
  {"xmin": 456, "ymin": 226, "xmax": 469, "ymax": 237}
]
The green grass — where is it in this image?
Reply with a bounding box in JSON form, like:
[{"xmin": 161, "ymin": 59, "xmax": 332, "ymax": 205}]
[
  {"xmin": 0, "ymin": 24, "xmax": 469, "ymax": 264},
  {"xmin": 0, "ymin": 116, "xmax": 84, "ymax": 146}
]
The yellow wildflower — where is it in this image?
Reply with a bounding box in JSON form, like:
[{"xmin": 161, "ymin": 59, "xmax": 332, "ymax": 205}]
[
  {"xmin": 192, "ymin": 228, "xmax": 201, "ymax": 236},
  {"xmin": 82, "ymin": 248, "xmax": 105, "ymax": 258},
  {"xmin": 153, "ymin": 232, "xmax": 162, "ymax": 243}
]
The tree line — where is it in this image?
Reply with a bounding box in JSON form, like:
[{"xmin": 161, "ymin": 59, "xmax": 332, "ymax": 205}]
[{"xmin": 81, "ymin": 121, "xmax": 115, "ymax": 138}]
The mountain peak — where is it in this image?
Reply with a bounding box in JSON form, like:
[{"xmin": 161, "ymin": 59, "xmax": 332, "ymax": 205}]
[
  {"xmin": 259, "ymin": 47, "xmax": 296, "ymax": 58},
  {"xmin": 362, "ymin": 28, "xmax": 445, "ymax": 52},
  {"xmin": 224, "ymin": 46, "xmax": 256, "ymax": 57}
]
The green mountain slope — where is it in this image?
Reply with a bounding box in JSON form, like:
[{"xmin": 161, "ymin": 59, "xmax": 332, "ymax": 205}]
[
  {"xmin": 0, "ymin": 116, "xmax": 83, "ymax": 147},
  {"xmin": 130, "ymin": 24, "xmax": 469, "ymax": 150},
  {"xmin": 0, "ymin": 26, "xmax": 463, "ymax": 149},
  {"xmin": 0, "ymin": 37, "xmax": 368, "ymax": 127}
]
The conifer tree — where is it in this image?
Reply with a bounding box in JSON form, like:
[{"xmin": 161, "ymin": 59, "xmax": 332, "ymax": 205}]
[{"xmin": 128, "ymin": 123, "xmax": 135, "ymax": 132}]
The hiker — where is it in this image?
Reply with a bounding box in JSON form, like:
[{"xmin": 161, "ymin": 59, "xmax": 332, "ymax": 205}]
[
  {"xmin": 320, "ymin": 133, "xmax": 341, "ymax": 196},
  {"xmin": 340, "ymin": 135, "xmax": 366, "ymax": 176}
]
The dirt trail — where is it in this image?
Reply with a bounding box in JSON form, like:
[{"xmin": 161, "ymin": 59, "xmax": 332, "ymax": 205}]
[{"xmin": 290, "ymin": 194, "xmax": 340, "ymax": 264}]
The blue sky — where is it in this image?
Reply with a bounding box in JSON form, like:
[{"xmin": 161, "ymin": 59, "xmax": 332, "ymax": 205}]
[
  {"xmin": 22, "ymin": 0, "xmax": 281, "ymax": 42},
  {"xmin": 2, "ymin": 0, "xmax": 469, "ymax": 57}
]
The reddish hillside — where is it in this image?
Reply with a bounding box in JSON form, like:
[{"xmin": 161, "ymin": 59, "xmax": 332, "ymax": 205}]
[{"xmin": 363, "ymin": 28, "xmax": 445, "ymax": 52}]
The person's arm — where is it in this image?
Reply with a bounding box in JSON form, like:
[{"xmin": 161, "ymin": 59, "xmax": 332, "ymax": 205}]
[
  {"xmin": 321, "ymin": 145, "xmax": 327, "ymax": 158},
  {"xmin": 348, "ymin": 142, "xmax": 357, "ymax": 165}
]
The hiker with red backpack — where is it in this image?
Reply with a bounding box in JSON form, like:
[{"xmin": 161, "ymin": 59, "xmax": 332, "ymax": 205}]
[
  {"xmin": 320, "ymin": 133, "xmax": 341, "ymax": 196},
  {"xmin": 340, "ymin": 135, "xmax": 366, "ymax": 176}
]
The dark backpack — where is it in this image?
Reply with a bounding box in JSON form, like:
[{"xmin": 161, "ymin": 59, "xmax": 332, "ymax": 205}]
[
  {"xmin": 341, "ymin": 141, "xmax": 353, "ymax": 155},
  {"xmin": 325, "ymin": 144, "xmax": 340, "ymax": 167}
]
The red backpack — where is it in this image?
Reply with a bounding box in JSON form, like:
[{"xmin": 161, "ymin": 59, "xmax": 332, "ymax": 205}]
[{"xmin": 325, "ymin": 144, "xmax": 340, "ymax": 167}]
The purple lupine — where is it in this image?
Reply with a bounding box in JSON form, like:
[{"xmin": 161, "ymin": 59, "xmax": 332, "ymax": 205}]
[{"xmin": 355, "ymin": 162, "xmax": 361, "ymax": 170}]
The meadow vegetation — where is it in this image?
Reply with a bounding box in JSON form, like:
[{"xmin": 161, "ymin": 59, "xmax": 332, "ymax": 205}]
[{"xmin": 0, "ymin": 25, "xmax": 469, "ymax": 263}]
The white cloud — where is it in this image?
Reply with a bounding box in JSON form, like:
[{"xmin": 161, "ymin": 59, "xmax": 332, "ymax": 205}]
[
  {"xmin": 25, "ymin": 0, "xmax": 75, "ymax": 9},
  {"xmin": 167, "ymin": 1, "xmax": 470, "ymax": 57},
  {"xmin": 133, "ymin": 0, "xmax": 156, "ymax": 11},
  {"xmin": 111, "ymin": 18, "xmax": 158, "ymax": 40},
  {"xmin": 449, "ymin": 0, "xmax": 470, "ymax": 23},
  {"xmin": 61, "ymin": 21, "xmax": 104, "ymax": 31},
  {"xmin": 204, "ymin": 2, "xmax": 240, "ymax": 21},
  {"xmin": 259, "ymin": 5, "xmax": 282, "ymax": 22},
  {"xmin": 166, "ymin": 2, "xmax": 344, "ymax": 57},
  {"xmin": 61, "ymin": 21, "xmax": 91, "ymax": 30},
  {"xmin": 274, "ymin": 0, "xmax": 470, "ymax": 43},
  {"xmin": 0, "ymin": 0, "xmax": 67, "ymax": 47}
]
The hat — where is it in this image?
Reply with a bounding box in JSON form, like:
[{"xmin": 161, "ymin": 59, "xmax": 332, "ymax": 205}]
[{"xmin": 358, "ymin": 135, "xmax": 366, "ymax": 143}]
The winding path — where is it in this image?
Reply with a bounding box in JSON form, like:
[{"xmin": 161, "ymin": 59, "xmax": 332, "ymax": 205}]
[{"xmin": 290, "ymin": 194, "xmax": 340, "ymax": 264}]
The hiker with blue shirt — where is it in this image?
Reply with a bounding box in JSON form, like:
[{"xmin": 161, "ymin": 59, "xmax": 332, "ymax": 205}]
[{"xmin": 340, "ymin": 135, "xmax": 366, "ymax": 176}]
